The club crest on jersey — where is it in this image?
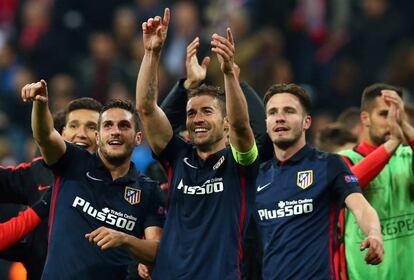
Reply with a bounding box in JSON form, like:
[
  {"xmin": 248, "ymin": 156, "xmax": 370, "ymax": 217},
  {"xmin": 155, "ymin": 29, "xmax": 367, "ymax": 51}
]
[
  {"xmin": 213, "ymin": 156, "xmax": 225, "ymax": 170},
  {"xmin": 296, "ymin": 170, "xmax": 313, "ymax": 189},
  {"xmin": 124, "ymin": 186, "xmax": 141, "ymax": 205}
]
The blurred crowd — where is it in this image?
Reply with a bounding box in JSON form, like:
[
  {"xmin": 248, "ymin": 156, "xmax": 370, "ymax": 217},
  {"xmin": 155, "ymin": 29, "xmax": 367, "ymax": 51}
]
[{"xmin": 0, "ymin": 0, "xmax": 414, "ymax": 165}]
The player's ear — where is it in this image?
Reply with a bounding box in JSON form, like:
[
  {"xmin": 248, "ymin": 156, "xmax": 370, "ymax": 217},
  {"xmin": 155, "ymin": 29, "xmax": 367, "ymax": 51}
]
[
  {"xmin": 95, "ymin": 131, "xmax": 99, "ymax": 145},
  {"xmin": 360, "ymin": 111, "xmax": 370, "ymax": 127},
  {"xmin": 303, "ymin": 115, "xmax": 311, "ymax": 130},
  {"xmin": 135, "ymin": 131, "xmax": 142, "ymax": 146},
  {"xmin": 223, "ymin": 116, "xmax": 230, "ymax": 133}
]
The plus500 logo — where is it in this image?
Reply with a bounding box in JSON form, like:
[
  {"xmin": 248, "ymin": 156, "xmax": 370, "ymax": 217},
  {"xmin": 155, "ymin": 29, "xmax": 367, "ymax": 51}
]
[
  {"xmin": 72, "ymin": 196, "xmax": 136, "ymax": 231},
  {"xmin": 177, "ymin": 178, "xmax": 224, "ymax": 195},
  {"xmin": 258, "ymin": 199, "xmax": 313, "ymax": 221}
]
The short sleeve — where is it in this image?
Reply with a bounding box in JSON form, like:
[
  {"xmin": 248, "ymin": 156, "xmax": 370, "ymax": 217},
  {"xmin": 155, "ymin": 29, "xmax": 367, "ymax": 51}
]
[
  {"xmin": 49, "ymin": 142, "xmax": 89, "ymax": 176},
  {"xmin": 153, "ymin": 135, "xmax": 190, "ymax": 167},
  {"xmin": 328, "ymin": 154, "xmax": 362, "ymax": 206},
  {"xmin": 143, "ymin": 184, "xmax": 166, "ymax": 229}
]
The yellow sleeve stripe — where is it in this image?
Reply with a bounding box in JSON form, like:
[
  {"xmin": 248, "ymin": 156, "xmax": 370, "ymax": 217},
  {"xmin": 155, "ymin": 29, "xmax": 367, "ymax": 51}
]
[{"xmin": 230, "ymin": 142, "xmax": 258, "ymax": 166}]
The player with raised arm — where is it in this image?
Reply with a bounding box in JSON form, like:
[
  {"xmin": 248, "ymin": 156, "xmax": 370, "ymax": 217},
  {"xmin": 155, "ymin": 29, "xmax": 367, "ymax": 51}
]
[{"xmin": 136, "ymin": 8, "xmax": 258, "ymax": 279}]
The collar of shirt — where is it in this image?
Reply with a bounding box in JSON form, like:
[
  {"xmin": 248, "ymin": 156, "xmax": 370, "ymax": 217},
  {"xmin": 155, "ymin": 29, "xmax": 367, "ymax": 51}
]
[
  {"xmin": 92, "ymin": 153, "xmax": 139, "ymax": 185},
  {"xmin": 191, "ymin": 146, "xmax": 228, "ymax": 169},
  {"xmin": 274, "ymin": 144, "xmax": 312, "ymax": 166}
]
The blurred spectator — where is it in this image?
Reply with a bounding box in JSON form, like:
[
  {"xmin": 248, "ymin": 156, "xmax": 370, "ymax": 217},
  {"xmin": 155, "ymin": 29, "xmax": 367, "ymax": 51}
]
[
  {"xmin": 336, "ymin": 106, "xmax": 363, "ymax": 140},
  {"xmin": 345, "ymin": 0, "xmax": 407, "ymax": 84},
  {"xmin": 315, "ymin": 122, "xmax": 357, "ymax": 153},
  {"xmin": 163, "ymin": 1, "xmax": 201, "ymax": 78},
  {"xmin": 49, "ymin": 74, "xmax": 77, "ymax": 113}
]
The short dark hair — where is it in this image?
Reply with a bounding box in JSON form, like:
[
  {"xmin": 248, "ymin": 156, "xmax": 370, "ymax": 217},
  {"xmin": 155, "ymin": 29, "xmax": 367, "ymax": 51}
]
[
  {"xmin": 187, "ymin": 84, "xmax": 226, "ymax": 116},
  {"xmin": 65, "ymin": 97, "xmax": 102, "ymax": 124},
  {"xmin": 336, "ymin": 107, "xmax": 360, "ymax": 128},
  {"xmin": 99, "ymin": 99, "xmax": 140, "ymax": 132},
  {"xmin": 361, "ymin": 83, "xmax": 403, "ymax": 112},
  {"xmin": 53, "ymin": 110, "xmax": 67, "ymax": 134},
  {"xmin": 263, "ymin": 83, "xmax": 312, "ymax": 114},
  {"xmin": 316, "ymin": 122, "xmax": 357, "ymax": 152}
]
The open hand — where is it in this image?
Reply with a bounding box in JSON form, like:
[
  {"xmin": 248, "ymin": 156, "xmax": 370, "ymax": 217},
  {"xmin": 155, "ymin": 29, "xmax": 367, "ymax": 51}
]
[{"xmin": 142, "ymin": 8, "xmax": 170, "ymax": 53}]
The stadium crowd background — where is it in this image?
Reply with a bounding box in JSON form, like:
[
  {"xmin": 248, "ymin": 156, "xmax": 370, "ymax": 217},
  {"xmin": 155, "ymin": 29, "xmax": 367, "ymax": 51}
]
[{"xmin": 0, "ymin": 0, "xmax": 414, "ymax": 277}]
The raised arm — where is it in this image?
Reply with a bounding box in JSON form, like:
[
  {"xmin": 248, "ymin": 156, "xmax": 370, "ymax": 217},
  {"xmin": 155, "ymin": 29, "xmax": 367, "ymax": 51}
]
[
  {"xmin": 345, "ymin": 193, "xmax": 384, "ymax": 265},
  {"xmin": 161, "ymin": 37, "xmax": 210, "ymax": 132},
  {"xmin": 211, "ymin": 28, "xmax": 255, "ymax": 152},
  {"xmin": 21, "ymin": 80, "xmax": 66, "ymax": 165},
  {"xmin": 136, "ymin": 8, "xmax": 173, "ymax": 156}
]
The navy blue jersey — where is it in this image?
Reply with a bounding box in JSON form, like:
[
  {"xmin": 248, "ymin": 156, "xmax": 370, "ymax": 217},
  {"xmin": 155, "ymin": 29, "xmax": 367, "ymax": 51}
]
[
  {"xmin": 151, "ymin": 135, "xmax": 258, "ymax": 280},
  {"xmin": 255, "ymin": 145, "xmax": 361, "ymax": 280},
  {"xmin": 0, "ymin": 157, "xmax": 53, "ymax": 279},
  {"xmin": 42, "ymin": 143, "xmax": 165, "ymax": 280}
]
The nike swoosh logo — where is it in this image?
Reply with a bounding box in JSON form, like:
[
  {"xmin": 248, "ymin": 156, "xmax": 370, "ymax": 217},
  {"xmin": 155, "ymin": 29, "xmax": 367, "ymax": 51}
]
[
  {"xmin": 37, "ymin": 185, "xmax": 51, "ymax": 191},
  {"xmin": 86, "ymin": 171, "xmax": 104, "ymax": 182},
  {"xmin": 257, "ymin": 182, "xmax": 271, "ymax": 192},
  {"xmin": 183, "ymin": 157, "xmax": 198, "ymax": 169}
]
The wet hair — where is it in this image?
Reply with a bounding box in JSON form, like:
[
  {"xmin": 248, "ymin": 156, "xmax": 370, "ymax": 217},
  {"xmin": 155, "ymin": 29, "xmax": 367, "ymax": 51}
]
[
  {"xmin": 99, "ymin": 99, "xmax": 140, "ymax": 132},
  {"xmin": 316, "ymin": 122, "xmax": 357, "ymax": 153},
  {"xmin": 263, "ymin": 83, "xmax": 312, "ymax": 114},
  {"xmin": 187, "ymin": 84, "xmax": 226, "ymax": 116},
  {"xmin": 361, "ymin": 83, "xmax": 403, "ymax": 112},
  {"xmin": 65, "ymin": 97, "xmax": 102, "ymax": 123}
]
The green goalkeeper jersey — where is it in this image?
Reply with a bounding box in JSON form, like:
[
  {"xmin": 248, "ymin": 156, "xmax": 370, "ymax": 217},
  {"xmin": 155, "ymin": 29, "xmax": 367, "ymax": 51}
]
[{"xmin": 340, "ymin": 145, "xmax": 414, "ymax": 280}]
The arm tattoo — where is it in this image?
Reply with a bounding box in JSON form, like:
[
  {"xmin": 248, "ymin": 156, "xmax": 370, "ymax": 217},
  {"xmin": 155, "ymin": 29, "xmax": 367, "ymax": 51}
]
[{"xmin": 146, "ymin": 79, "xmax": 157, "ymax": 104}]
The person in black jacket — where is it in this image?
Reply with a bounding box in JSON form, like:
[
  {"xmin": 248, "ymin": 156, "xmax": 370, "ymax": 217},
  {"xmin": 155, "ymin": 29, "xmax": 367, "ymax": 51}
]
[{"xmin": 0, "ymin": 97, "xmax": 102, "ymax": 279}]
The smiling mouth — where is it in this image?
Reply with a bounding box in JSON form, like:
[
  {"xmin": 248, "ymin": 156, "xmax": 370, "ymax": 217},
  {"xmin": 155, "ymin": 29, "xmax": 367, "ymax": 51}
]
[
  {"xmin": 108, "ymin": 140, "xmax": 123, "ymax": 146},
  {"xmin": 74, "ymin": 142, "xmax": 89, "ymax": 148},
  {"xmin": 194, "ymin": 128, "xmax": 208, "ymax": 134}
]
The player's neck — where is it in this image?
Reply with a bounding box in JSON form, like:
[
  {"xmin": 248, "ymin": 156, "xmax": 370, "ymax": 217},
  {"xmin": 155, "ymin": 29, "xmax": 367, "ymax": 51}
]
[
  {"xmin": 196, "ymin": 140, "xmax": 226, "ymax": 160},
  {"xmin": 274, "ymin": 138, "xmax": 306, "ymax": 162},
  {"xmin": 98, "ymin": 151, "xmax": 131, "ymax": 181}
]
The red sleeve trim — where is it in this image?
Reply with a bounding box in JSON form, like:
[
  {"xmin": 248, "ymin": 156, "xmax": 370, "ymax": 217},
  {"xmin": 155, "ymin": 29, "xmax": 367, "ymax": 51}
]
[
  {"xmin": 350, "ymin": 145, "xmax": 391, "ymax": 189},
  {"xmin": 409, "ymin": 138, "xmax": 414, "ymax": 151},
  {"xmin": 0, "ymin": 207, "xmax": 41, "ymax": 250}
]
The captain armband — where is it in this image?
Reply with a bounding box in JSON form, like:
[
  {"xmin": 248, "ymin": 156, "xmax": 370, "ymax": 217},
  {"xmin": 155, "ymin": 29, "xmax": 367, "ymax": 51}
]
[{"xmin": 230, "ymin": 142, "xmax": 258, "ymax": 166}]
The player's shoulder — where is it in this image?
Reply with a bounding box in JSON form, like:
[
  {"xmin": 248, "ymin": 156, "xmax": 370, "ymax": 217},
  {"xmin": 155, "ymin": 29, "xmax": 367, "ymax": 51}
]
[
  {"xmin": 309, "ymin": 147, "xmax": 344, "ymax": 165},
  {"xmin": 135, "ymin": 172, "xmax": 159, "ymax": 189}
]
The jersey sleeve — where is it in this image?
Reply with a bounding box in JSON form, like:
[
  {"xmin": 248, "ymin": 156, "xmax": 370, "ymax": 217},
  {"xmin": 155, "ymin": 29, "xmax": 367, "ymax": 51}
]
[
  {"xmin": 230, "ymin": 141, "xmax": 259, "ymax": 166},
  {"xmin": 160, "ymin": 79, "xmax": 188, "ymax": 133},
  {"xmin": 154, "ymin": 135, "xmax": 190, "ymax": 168},
  {"xmin": 0, "ymin": 207, "xmax": 41, "ymax": 251},
  {"xmin": 0, "ymin": 158, "xmax": 53, "ymax": 205},
  {"xmin": 143, "ymin": 184, "xmax": 166, "ymax": 229},
  {"xmin": 328, "ymin": 154, "xmax": 362, "ymax": 206},
  {"xmin": 48, "ymin": 142, "xmax": 87, "ymax": 176}
]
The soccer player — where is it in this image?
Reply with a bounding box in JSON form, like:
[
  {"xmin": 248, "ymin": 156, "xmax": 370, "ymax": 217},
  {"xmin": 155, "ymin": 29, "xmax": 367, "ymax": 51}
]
[
  {"xmin": 136, "ymin": 8, "xmax": 258, "ymax": 279},
  {"xmin": 21, "ymin": 80, "xmax": 165, "ymax": 279},
  {"xmin": 0, "ymin": 97, "xmax": 102, "ymax": 279},
  {"xmin": 255, "ymin": 83, "xmax": 383, "ymax": 279},
  {"xmin": 339, "ymin": 84, "xmax": 414, "ymax": 279}
]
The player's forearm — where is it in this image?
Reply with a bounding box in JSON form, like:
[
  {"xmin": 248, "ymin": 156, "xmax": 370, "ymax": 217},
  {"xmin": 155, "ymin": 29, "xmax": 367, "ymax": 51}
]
[
  {"xmin": 355, "ymin": 204, "xmax": 382, "ymax": 239},
  {"xmin": 402, "ymin": 121, "xmax": 414, "ymax": 143},
  {"xmin": 224, "ymin": 72, "xmax": 249, "ymax": 130},
  {"xmin": 32, "ymin": 101, "xmax": 54, "ymax": 146},
  {"xmin": 0, "ymin": 207, "xmax": 41, "ymax": 251},
  {"xmin": 136, "ymin": 51, "xmax": 161, "ymax": 116},
  {"xmin": 122, "ymin": 235, "xmax": 159, "ymax": 265},
  {"xmin": 349, "ymin": 144, "xmax": 394, "ymax": 188}
]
